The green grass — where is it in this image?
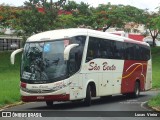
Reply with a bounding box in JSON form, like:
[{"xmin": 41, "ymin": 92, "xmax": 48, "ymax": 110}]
[
  {"xmin": 151, "ymin": 47, "xmax": 160, "ymax": 88},
  {"xmin": 0, "ymin": 52, "xmax": 21, "ymax": 107},
  {"xmin": 0, "ymin": 47, "xmax": 160, "ymax": 108},
  {"xmin": 148, "ymin": 47, "xmax": 160, "ymax": 108},
  {"xmin": 148, "ymin": 93, "xmax": 160, "ymax": 107}
]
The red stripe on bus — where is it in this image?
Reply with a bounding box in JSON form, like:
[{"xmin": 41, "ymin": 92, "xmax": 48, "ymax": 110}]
[{"xmin": 121, "ymin": 60, "xmax": 147, "ymax": 94}]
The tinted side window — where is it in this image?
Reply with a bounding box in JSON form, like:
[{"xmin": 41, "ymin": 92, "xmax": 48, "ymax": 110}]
[
  {"xmin": 134, "ymin": 45, "xmax": 141, "ymax": 60},
  {"xmin": 139, "ymin": 45, "xmax": 144, "ymax": 60},
  {"xmin": 86, "ymin": 37, "xmax": 125, "ymax": 61},
  {"xmin": 86, "ymin": 37, "xmax": 100, "ymax": 62},
  {"xmin": 99, "ymin": 39, "xmax": 114, "ymax": 59},
  {"xmin": 124, "ymin": 43, "xmax": 150, "ymax": 61},
  {"xmin": 113, "ymin": 41, "xmax": 124, "ymax": 59},
  {"xmin": 147, "ymin": 48, "xmax": 151, "ymax": 60},
  {"xmin": 143, "ymin": 46, "xmax": 150, "ymax": 60},
  {"xmin": 124, "ymin": 43, "xmax": 135, "ymax": 60},
  {"xmin": 69, "ymin": 36, "xmax": 86, "ymax": 75}
]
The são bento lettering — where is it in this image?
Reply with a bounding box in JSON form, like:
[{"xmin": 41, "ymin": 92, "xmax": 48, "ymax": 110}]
[{"xmin": 88, "ymin": 62, "xmax": 116, "ymax": 71}]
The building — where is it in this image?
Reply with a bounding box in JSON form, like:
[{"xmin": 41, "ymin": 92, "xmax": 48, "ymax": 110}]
[
  {"xmin": 0, "ymin": 36, "xmax": 22, "ymax": 51},
  {"xmin": 108, "ymin": 31, "xmax": 145, "ymax": 42}
]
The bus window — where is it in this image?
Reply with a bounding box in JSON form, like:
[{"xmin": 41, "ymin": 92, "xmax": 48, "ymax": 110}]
[
  {"xmin": 105, "ymin": 40, "xmax": 114, "ymax": 59},
  {"xmin": 147, "ymin": 49, "xmax": 151, "ymax": 60},
  {"xmin": 99, "ymin": 40, "xmax": 107, "ymax": 58},
  {"xmin": 99, "ymin": 39, "xmax": 114, "ymax": 59},
  {"xmin": 144, "ymin": 46, "xmax": 150, "ymax": 60},
  {"xmin": 86, "ymin": 37, "xmax": 100, "ymax": 62},
  {"xmin": 113, "ymin": 41, "xmax": 124, "ymax": 59},
  {"xmin": 87, "ymin": 37, "xmax": 119, "ymax": 61},
  {"xmin": 134, "ymin": 45, "xmax": 140, "ymax": 60},
  {"xmin": 68, "ymin": 36, "xmax": 86, "ymax": 75},
  {"xmin": 124, "ymin": 43, "xmax": 135, "ymax": 60}
]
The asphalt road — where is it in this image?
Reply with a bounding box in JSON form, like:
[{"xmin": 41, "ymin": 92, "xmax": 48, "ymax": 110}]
[{"xmin": 1, "ymin": 90, "xmax": 160, "ymax": 120}]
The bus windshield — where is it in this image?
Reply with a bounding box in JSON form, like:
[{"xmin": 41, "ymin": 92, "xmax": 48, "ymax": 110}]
[{"xmin": 21, "ymin": 36, "xmax": 86, "ymax": 83}]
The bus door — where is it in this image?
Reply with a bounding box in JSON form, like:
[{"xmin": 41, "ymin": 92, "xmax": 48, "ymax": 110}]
[
  {"xmin": 68, "ymin": 74, "xmax": 83, "ymax": 100},
  {"xmin": 68, "ymin": 48, "xmax": 83, "ymax": 100}
]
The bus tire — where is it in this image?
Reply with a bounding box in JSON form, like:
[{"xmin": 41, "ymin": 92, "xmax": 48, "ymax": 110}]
[
  {"xmin": 84, "ymin": 85, "xmax": 91, "ymax": 106},
  {"xmin": 132, "ymin": 82, "xmax": 140, "ymax": 98},
  {"xmin": 46, "ymin": 101, "xmax": 53, "ymax": 107}
]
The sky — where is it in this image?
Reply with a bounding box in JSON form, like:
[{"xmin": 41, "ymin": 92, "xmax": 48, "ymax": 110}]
[{"xmin": 0, "ymin": 0, "xmax": 160, "ymax": 11}]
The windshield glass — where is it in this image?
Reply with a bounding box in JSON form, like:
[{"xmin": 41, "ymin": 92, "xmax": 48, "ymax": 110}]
[{"xmin": 21, "ymin": 36, "xmax": 86, "ymax": 83}]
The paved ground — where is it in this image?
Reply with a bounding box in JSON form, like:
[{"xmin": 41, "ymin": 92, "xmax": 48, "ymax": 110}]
[{"xmin": 1, "ymin": 90, "xmax": 160, "ymax": 120}]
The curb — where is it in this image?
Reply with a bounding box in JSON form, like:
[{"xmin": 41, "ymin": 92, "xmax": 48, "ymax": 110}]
[
  {"xmin": 141, "ymin": 101, "xmax": 152, "ymax": 111},
  {"xmin": 150, "ymin": 88, "xmax": 160, "ymax": 91},
  {"xmin": 149, "ymin": 106, "xmax": 160, "ymax": 112},
  {"xmin": 0, "ymin": 101, "xmax": 25, "ymax": 111},
  {"xmin": 141, "ymin": 101, "xmax": 160, "ymax": 112}
]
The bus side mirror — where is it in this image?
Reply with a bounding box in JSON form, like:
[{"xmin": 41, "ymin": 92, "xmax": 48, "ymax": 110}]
[
  {"xmin": 64, "ymin": 44, "xmax": 79, "ymax": 60},
  {"xmin": 11, "ymin": 48, "xmax": 23, "ymax": 64}
]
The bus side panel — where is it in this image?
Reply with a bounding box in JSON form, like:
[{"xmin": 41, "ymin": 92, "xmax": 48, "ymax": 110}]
[
  {"xmin": 145, "ymin": 59, "xmax": 152, "ymax": 90},
  {"xmin": 111, "ymin": 60, "xmax": 124, "ymax": 94},
  {"xmin": 69, "ymin": 74, "xmax": 83, "ymax": 100},
  {"xmin": 121, "ymin": 60, "xmax": 147, "ymax": 94},
  {"xmin": 83, "ymin": 73, "xmax": 99, "ymax": 96}
]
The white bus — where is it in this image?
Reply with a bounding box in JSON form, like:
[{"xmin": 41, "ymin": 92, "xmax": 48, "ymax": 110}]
[{"xmin": 11, "ymin": 28, "xmax": 152, "ymax": 106}]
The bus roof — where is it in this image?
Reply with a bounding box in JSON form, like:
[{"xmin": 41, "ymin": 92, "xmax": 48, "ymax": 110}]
[
  {"xmin": 26, "ymin": 28, "xmax": 149, "ymax": 46},
  {"xmin": 27, "ymin": 28, "xmax": 88, "ymax": 42}
]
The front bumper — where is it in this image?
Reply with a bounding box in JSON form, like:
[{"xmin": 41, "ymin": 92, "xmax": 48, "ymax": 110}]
[{"xmin": 22, "ymin": 94, "xmax": 70, "ymax": 102}]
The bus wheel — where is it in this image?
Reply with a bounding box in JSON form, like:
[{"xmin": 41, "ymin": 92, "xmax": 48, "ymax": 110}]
[
  {"xmin": 84, "ymin": 85, "xmax": 91, "ymax": 106},
  {"xmin": 132, "ymin": 82, "xmax": 140, "ymax": 98},
  {"xmin": 46, "ymin": 101, "xmax": 53, "ymax": 107}
]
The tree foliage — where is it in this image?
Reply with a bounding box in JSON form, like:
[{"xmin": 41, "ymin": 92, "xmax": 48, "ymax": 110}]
[
  {"xmin": 0, "ymin": 5, "xmax": 21, "ymax": 28},
  {"xmin": 13, "ymin": 0, "xmax": 66, "ymax": 37},
  {"xmin": 142, "ymin": 10, "xmax": 160, "ymax": 47},
  {"xmin": 94, "ymin": 3, "xmax": 145, "ymax": 31},
  {"xmin": 1, "ymin": 1, "xmax": 160, "ymax": 46},
  {"xmin": 58, "ymin": 1, "xmax": 95, "ymax": 28},
  {"xmin": 63, "ymin": 0, "xmax": 77, "ymax": 11}
]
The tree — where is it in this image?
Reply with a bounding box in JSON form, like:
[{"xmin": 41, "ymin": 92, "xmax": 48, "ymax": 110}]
[
  {"xmin": 13, "ymin": 0, "xmax": 66, "ymax": 37},
  {"xmin": 0, "ymin": 5, "xmax": 21, "ymax": 29},
  {"xmin": 63, "ymin": 0, "xmax": 77, "ymax": 12},
  {"xmin": 55, "ymin": 14, "xmax": 77, "ymax": 28},
  {"xmin": 77, "ymin": 2, "xmax": 92, "ymax": 16},
  {"xmin": 75, "ymin": 2, "xmax": 95, "ymax": 28},
  {"xmin": 143, "ymin": 9, "xmax": 160, "ymax": 47},
  {"xmin": 93, "ymin": 3, "xmax": 145, "ymax": 32},
  {"xmin": 61, "ymin": 1, "xmax": 95, "ymax": 28}
]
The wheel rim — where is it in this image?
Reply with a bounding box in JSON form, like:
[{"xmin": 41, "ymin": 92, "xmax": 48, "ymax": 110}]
[
  {"xmin": 136, "ymin": 87, "xmax": 139, "ymax": 96},
  {"xmin": 135, "ymin": 83, "xmax": 140, "ymax": 96}
]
